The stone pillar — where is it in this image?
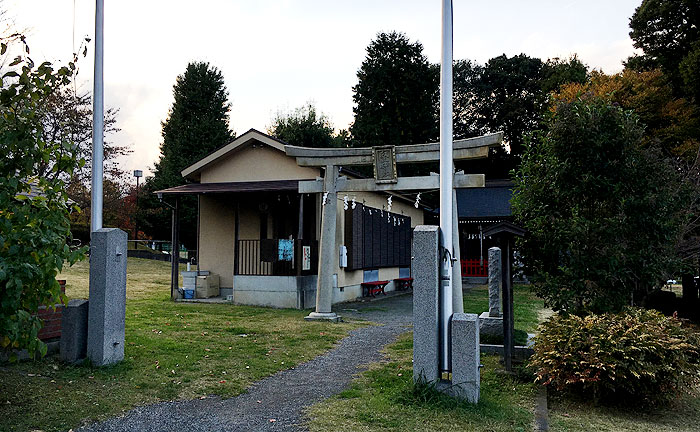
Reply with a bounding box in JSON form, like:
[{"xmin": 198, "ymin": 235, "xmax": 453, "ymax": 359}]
[
  {"xmin": 60, "ymin": 299, "xmax": 89, "ymax": 364},
  {"xmin": 450, "ymin": 313, "xmax": 480, "ymax": 403},
  {"xmin": 487, "ymin": 247, "xmax": 501, "ymax": 317},
  {"xmin": 413, "ymin": 225, "xmax": 441, "ymax": 384},
  {"xmin": 87, "ymin": 228, "xmax": 127, "ymax": 366},
  {"xmin": 306, "ymin": 165, "xmax": 340, "ymax": 322}
]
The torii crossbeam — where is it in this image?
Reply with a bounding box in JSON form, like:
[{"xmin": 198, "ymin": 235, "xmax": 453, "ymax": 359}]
[{"xmin": 285, "ymin": 132, "xmax": 503, "ymax": 322}]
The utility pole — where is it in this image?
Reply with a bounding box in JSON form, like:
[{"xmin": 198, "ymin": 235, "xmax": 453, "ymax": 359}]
[
  {"xmin": 90, "ymin": 0, "xmax": 104, "ymax": 232},
  {"xmin": 439, "ymin": 0, "xmax": 454, "ymax": 372}
]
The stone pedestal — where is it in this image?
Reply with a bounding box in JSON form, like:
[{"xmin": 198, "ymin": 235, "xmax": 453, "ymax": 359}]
[
  {"xmin": 60, "ymin": 299, "xmax": 89, "ymax": 364},
  {"xmin": 487, "ymin": 247, "xmax": 501, "ymax": 317},
  {"xmin": 478, "ymin": 311, "xmax": 503, "ymax": 338},
  {"xmin": 412, "ymin": 225, "xmax": 441, "ymax": 384},
  {"xmin": 450, "ymin": 313, "xmax": 480, "ymax": 403},
  {"xmin": 87, "ymin": 228, "xmax": 127, "ymax": 366}
]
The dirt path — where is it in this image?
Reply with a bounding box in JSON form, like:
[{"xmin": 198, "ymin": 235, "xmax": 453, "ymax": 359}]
[{"xmin": 76, "ymin": 295, "xmax": 413, "ymax": 432}]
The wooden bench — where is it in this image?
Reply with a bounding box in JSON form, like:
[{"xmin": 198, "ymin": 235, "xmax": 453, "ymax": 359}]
[
  {"xmin": 361, "ymin": 280, "xmax": 390, "ymax": 297},
  {"xmin": 393, "ymin": 277, "xmax": 413, "ymax": 291}
]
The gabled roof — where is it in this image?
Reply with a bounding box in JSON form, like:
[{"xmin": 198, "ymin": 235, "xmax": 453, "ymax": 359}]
[
  {"xmin": 181, "ymin": 128, "xmax": 290, "ymax": 179},
  {"xmin": 482, "ymin": 220, "xmax": 526, "ymax": 238},
  {"xmin": 154, "ymin": 180, "xmax": 302, "ymax": 195},
  {"xmin": 455, "ymin": 180, "xmax": 512, "ymax": 219}
]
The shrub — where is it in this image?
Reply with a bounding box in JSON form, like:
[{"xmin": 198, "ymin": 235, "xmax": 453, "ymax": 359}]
[
  {"xmin": 0, "ymin": 39, "xmax": 86, "ymax": 359},
  {"xmin": 530, "ymin": 308, "xmax": 700, "ymax": 404}
]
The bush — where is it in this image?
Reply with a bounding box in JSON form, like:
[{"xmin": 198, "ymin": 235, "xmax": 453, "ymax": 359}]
[
  {"xmin": 0, "ymin": 40, "xmax": 86, "ymax": 359},
  {"xmin": 530, "ymin": 308, "xmax": 700, "ymax": 404}
]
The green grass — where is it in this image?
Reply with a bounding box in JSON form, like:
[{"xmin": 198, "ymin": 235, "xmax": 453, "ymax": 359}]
[
  {"xmin": 305, "ymin": 283, "xmax": 548, "ymax": 431},
  {"xmin": 305, "ymin": 333, "xmax": 538, "ymax": 432},
  {"xmin": 463, "ymin": 284, "xmax": 544, "ymax": 334},
  {"xmin": 0, "ymin": 258, "xmax": 360, "ymax": 432},
  {"xmin": 548, "ymin": 392, "xmax": 700, "ymax": 432}
]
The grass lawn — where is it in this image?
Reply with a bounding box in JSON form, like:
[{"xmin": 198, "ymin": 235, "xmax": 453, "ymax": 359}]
[
  {"xmin": 305, "ymin": 284, "xmax": 547, "ymax": 432},
  {"xmin": 0, "ymin": 258, "xmax": 360, "ymax": 432},
  {"xmin": 547, "ymin": 393, "xmax": 700, "ymax": 432},
  {"xmin": 464, "ymin": 284, "xmax": 545, "ymax": 344},
  {"xmin": 306, "ymin": 333, "xmax": 538, "ymax": 432}
]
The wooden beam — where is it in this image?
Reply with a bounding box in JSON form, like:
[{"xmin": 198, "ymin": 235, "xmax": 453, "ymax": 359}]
[
  {"xmin": 298, "ymin": 174, "xmax": 485, "ymax": 193},
  {"xmin": 286, "ymin": 132, "xmax": 502, "ymax": 167}
]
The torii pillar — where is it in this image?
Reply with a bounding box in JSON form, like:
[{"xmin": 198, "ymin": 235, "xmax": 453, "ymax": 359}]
[{"xmin": 305, "ymin": 165, "xmax": 340, "ymax": 322}]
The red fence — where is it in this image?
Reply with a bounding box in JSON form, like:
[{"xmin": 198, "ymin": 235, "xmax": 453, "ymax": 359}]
[{"xmin": 461, "ymin": 259, "xmax": 488, "ymax": 277}]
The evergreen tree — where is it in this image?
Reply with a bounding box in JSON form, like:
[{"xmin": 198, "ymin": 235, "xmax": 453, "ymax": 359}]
[
  {"xmin": 350, "ymin": 32, "xmax": 438, "ymax": 148},
  {"xmin": 628, "ymin": 0, "xmax": 700, "ymax": 101},
  {"xmin": 454, "ymin": 55, "xmax": 587, "ymax": 177},
  {"xmin": 512, "ymin": 99, "xmax": 687, "ymax": 315},
  {"xmin": 141, "ymin": 62, "xmax": 233, "ymax": 247}
]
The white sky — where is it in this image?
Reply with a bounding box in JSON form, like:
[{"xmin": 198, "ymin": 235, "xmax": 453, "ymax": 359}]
[{"xmin": 6, "ymin": 0, "xmax": 641, "ymax": 177}]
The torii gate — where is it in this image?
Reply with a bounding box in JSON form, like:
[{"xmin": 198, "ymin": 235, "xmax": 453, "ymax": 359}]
[{"xmin": 284, "ymin": 131, "xmax": 503, "ymax": 322}]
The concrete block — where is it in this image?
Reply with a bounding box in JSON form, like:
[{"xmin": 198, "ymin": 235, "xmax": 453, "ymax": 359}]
[
  {"xmin": 450, "ymin": 313, "xmax": 480, "ymax": 403},
  {"xmin": 479, "ymin": 311, "xmax": 503, "ymax": 338},
  {"xmin": 60, "ymin": 299, "xmax": 89, "ymax": 364},
  {"xmin": 412, "ymin": 225, "xmax": 440, "ymax": 384},
  {"xmin": 195, "ymin": 274, "xmax": 219, "ymax": 298},
  {"xmin": 87, "ymin": 228, "xmax": 127, "ymax": 366}
]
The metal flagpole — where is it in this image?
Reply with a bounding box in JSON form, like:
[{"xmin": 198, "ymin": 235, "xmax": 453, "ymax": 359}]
[
  {"xmin": 439, "ymin": 0, "xmax": 454, "ymax": 372},
  {"xmin": 91, "ymin": 0, "xmax": 104, "ymax": 232}
]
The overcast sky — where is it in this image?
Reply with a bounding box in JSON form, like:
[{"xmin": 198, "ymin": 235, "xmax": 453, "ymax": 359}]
[{"xmin": 6, "ymin": 0, "xmax": 642, "ymax": 177}]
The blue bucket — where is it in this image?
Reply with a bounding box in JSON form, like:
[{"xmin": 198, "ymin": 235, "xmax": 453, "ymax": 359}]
[{"xmin": 183, "ymin": 289, "xmax": 195, "ymax": 299}]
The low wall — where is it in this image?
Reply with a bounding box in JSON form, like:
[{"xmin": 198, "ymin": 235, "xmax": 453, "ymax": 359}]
[
  {"xmin": 232, "ymin": 275, "xmax": 317, "ymax": 309},
  {"xmin": 37, "ymin": 305, "xmax": 63, "ymax": 340},
  {"xmin": 229, "ymin": 275, "xmax": 400, "ymax": 309},
  {"xmin": 332, "ymin": 280, "xmax": 398, "ymax": 303},
  {"xmin": 37, "ymin": 279, "xmax": 66, "ymax": 341}
]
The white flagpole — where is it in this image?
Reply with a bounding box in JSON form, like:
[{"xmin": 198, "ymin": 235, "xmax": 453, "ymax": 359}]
[
  {"xmin": 91, "ymin": 0, "xmax": 104, "ymax": 232},
  {"xmin": 439, "ymin": 0, "xmax": 454, "ymax": 371}
]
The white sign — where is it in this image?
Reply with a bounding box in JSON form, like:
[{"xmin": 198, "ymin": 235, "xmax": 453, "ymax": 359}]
[{"xmin": 302, "ymin": 246, "xmax": 311, "ymax": 271}]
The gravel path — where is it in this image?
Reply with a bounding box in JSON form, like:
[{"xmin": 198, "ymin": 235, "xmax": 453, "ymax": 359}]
[{"xmin": 76, "ymin": 294, "xmax": 413, "ymax": 432}]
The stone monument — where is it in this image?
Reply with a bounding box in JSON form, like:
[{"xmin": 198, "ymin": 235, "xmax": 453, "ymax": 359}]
[{"xmin": 479, "ymin": 247, "xmax": 503, "ymax": 338}]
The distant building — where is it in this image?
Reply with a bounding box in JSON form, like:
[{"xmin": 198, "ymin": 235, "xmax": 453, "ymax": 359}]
[
  {"xmin": 455, "ymin": 180, "xmax": 513, "ymax": 280},
  {"xmin": 155, "ymin": 129, "xmax": 423, "ymax": 309}
]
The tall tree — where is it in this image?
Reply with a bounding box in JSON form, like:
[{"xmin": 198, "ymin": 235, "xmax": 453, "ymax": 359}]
[
  {"xmin": 628, "ymin": 0, "xmax": 700, "ymax": 101},
  {"xmin": 554, "ymin": 69, "xmax": 700, "ymax": 162},
  {"xmin": 350, "ymin": 32, "xmax": 438, "ymax": 148},
  {"xmin": 142, "ymin": 62, "xmax": 233, "ymax": 246},
  {"xmin": 268, "ymin": 102, "xmax": 343, "ymax": 148},
  {"xmin": 455, "ymin": 55, "xmax": 587, "ymax": 177}
]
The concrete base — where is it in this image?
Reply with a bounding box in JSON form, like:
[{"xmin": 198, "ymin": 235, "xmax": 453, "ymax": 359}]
[
  {"xmin": 478, "ymin": 311, "xmax": 503, "ymax": 337},
  {"xmin": 479, "ymin": 344, "xmax": 534, "ymax": 361},
  {"xmin": 232, "ymin": 275, "xmax": 317, "ymax": 309},
  {"xmin": 60, "ymin": 299, "xmax": 89, "ymax": 364},
  {"xmin": 87, "ymin": 228, "xmax": 127, "ymax": 367},
  {"xmin": 304, "ymin": 312, "xmax": 342, "ymax": 322}
]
